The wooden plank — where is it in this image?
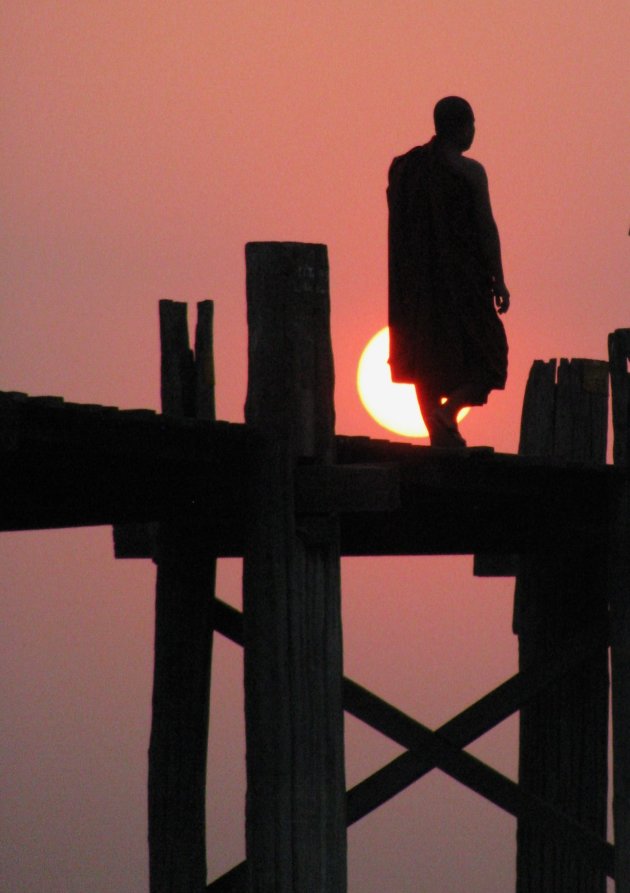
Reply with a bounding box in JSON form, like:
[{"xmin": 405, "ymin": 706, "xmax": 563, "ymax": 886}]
[
  {"xmin": 514, "ymin": 357, "xmax": 609, "ymax": 893},
  {"xmin": 608, "ymin": 328, "xmax": 630, "ymax": 891},
  {"xmin": 118, "ymin": 408, "xmax": 157, "ymax": 419},
  {"xmin": 28, "ymin": 395, "xmax": 66, "ymax": 406},
  {"xmin": 148, "ymin": 300, "xmax": 217, "ymax": 893},
  {"xmin": 243, "ymin": 242, "xmax": 346, "ymax": 892}
]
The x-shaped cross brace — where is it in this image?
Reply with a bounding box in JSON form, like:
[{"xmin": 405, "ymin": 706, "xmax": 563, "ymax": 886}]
[{"xmin": 208, "ymin": 599, "xmax": 613, "ymax": 891}]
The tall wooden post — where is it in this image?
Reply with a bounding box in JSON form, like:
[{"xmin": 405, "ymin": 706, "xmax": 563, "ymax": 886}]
[
  {"xmin": 514, "ymin": 358, "xmax": 610, "ymax": 893},
  {"xmin": 609, "ymin": 329, "xmax": 630, "ymax": 891},
  {"xmin": 148, "ymin": 301, "xmax": 217, "ymax": 893},
  {"xmin": 243, "ymin": 243, "xmax": 347, "ymax": 892}
]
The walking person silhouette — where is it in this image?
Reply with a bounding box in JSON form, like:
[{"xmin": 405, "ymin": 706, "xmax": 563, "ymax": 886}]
[{"xmin": 388, "ymin": 96, "xmax": 510, "ymax": 447}]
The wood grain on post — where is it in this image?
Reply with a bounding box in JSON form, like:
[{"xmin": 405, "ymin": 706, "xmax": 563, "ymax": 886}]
[
  {"xmin": 608, "ymin": 329, "xmax": 630, "ymax": 891},
  {"xmin": 160, "ymin": 300, "xmax": 196, "ymax": 417},
  {"xmin": 518, "ymin": 359, "xmax": 557, "ymax": 457},
  {"xmin": 514, "ymin": 358, "xmax": 609, "ymax": 893},
  {"xmin": 243, "ymin": 243, "xmax": 346, "ymax": 892},
  {"xmin": 148, "ymin": 300, "xmax": 216, "ymax": 893},
  {"xmin": 195, "ymin": 300, "xmax": 216, "ymax": 422}
]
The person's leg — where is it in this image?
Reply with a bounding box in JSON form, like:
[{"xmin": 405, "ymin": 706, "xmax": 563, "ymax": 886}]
[
  {"xmin": 414, "ymin": 382, "xmax": 440, "ymax": 441},
  {"xmin": 415, "ymin": 382, "xmax": 466, "ymax": 447},
  {"xmin": 440, "ymin": 382, "xmax": 488, "ymax": 422},
  {"xmin": 428, "ymin": 381, "xmax": 492, "ymax": 448}
]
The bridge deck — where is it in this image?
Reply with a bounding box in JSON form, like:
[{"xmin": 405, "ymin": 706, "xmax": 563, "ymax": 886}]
[{"xmin": 0, "ymin": 391, "xmax": 620, "ymax": 556}]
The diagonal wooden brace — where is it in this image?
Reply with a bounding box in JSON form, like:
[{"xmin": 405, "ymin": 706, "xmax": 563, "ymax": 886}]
[
  {"xmin": 209, "ymin": 598, "xmax": 613, "ymax": 887},
  {"xmin": 343, "ymin": 679, "xmax": 614, "ymax": 878}
]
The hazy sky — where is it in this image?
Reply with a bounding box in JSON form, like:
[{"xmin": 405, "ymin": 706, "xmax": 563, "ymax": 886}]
[{"xmin": 2, "ymin": 3, "xmax": 628, "ymax": 891}]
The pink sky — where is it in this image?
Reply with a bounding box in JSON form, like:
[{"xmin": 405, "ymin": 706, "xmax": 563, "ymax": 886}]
[{"xmin": 1, "ymin": 3, "xmax": 628, "ymax": 891}]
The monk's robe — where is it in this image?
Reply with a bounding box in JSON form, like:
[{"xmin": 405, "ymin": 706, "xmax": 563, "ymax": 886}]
[{"xmin": 387, "ymin": 137, "xmax": 508, "ymax": 403}]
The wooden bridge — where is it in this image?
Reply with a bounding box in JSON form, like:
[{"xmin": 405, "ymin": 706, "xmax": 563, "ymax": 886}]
[{"xmin": 2, "ymin": 242, "xmax": 629, "ymax": 892}]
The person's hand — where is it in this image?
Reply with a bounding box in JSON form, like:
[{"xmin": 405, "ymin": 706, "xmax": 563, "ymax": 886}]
[{"xmin": 493, "ymin": 281, "xmax": 510, "ymax": 314}]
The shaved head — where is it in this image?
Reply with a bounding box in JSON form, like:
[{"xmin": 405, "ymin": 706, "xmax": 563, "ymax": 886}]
[{"xmin": 433, "ymin": 96, "xmax": 474, "ymax": 139}]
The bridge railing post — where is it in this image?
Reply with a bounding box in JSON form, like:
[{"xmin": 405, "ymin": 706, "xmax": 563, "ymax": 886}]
[
  {"xmin": 243, "ymin": 242, "xmax": 347, "ymax": 892},
  {"xmin": 514, "ymin": 357, "xmax": 610, "ymax": 893},
  {"xmin": 148, "ymin": 300, "xmax": 217, "ymax": 893},
  {"xmin": 609, "ymin": 329, "xmax": 630, "ymax": 892}
]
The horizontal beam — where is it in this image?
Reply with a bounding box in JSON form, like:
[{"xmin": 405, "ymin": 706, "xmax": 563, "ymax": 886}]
[
  {"xmin": 335, "ymin": 437, "xmax": 618, "ymax": 555},
  {"xmin": 0, "ymin": 393, "xmax": 622, "ymax": 556},
  {"xmin": 0, "ymin": 394, "xmax": 259, "ymax": 548}
]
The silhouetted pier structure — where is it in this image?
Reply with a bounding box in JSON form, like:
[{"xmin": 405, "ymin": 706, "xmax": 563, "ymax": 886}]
[{"xmin": 1, "ymin": 243, "xmax": 629, "ymax": 893}]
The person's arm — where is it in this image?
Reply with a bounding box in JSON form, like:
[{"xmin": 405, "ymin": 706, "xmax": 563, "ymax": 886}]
[{"xmin": 465, "ymin": 160, "xmax": 510, "ymax": 314}]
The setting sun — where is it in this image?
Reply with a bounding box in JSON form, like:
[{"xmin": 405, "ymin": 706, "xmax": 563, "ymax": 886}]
[{"xmin": 357, "ymin": 327, "xmax": 470, "ymax": 438}]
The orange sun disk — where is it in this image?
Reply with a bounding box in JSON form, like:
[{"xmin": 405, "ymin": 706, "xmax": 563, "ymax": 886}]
[{"xmin": 357, "ymin": 327, "xmax": 470, "ymax": 439}]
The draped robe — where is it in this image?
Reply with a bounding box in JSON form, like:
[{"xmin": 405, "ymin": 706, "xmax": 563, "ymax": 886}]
[{"xmin": 387, "ymin": 137, "xmax": 508, "ymax": 402}]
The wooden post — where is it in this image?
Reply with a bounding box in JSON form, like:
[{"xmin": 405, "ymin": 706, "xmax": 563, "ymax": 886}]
[
  {"xmin": 148, "ymin": 300, "xmax": 217, "ymax": 893},
  {"xmin": 194, "ymin": 301, "xmax": 216, "ymax": 421},
  {"xmin": 514, "ymin": 358, "xmax": 610, "ymax": 893},
  {"xmin": 243, "ymin": 243, "xmax": 346, "ymax": 892},
  {"xmin": 609, "ymin": 330, "xmax": 630, "ymax": 468},
  {"xmin": 609, "ymin": 329, "xmax": 630, "ymax": 891}
]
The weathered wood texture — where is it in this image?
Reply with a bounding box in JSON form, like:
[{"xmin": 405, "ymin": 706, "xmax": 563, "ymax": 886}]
[
  {"xmin": 195, "ymin": 300, "xmax": 217, "ymax": 421},
  {"xmin": 148, "ymin": 300, "xmax": 217, "ymax": 893},
  {"xmin": 514, "ymin": 358, "xmax": 610, "ymax": 893},
  {"xmin": 608, "ymin": 329, "xmax": 630, "ymax": 891},
  {"xmin": 243, "ymin": 243, "xmax": 346, "ymax": 892}
]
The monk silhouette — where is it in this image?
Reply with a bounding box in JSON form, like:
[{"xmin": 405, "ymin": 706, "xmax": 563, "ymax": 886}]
[{"xmin": 388, "ymin": 96, "xmax": 509, "ymax": 447}]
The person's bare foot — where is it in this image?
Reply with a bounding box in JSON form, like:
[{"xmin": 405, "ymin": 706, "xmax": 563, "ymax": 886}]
[{"xmin": 429, "ymin": 404, "xmax": 467, "ymax": 448}]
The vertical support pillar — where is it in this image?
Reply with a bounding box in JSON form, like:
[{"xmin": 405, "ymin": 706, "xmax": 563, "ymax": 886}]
[
  {"xmin": 515, "ymin": 358, "xmax": 610, "ymax": 893},
  {"xmin": 609, "ymin": 329, "xmax": 630, "ymax": 891},
  {"xmin": 148, "ymin": 300, "xmax": 217, "ymax": 893},
  {"xmin": 243, "ymin": 243, "xmax": 346, "ymax": 892}
]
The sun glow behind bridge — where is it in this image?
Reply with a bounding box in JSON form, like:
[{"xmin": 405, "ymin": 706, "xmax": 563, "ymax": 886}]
[{"xmin": 357, "ymin": 327, "xmax": 470, "ymax": 439}]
